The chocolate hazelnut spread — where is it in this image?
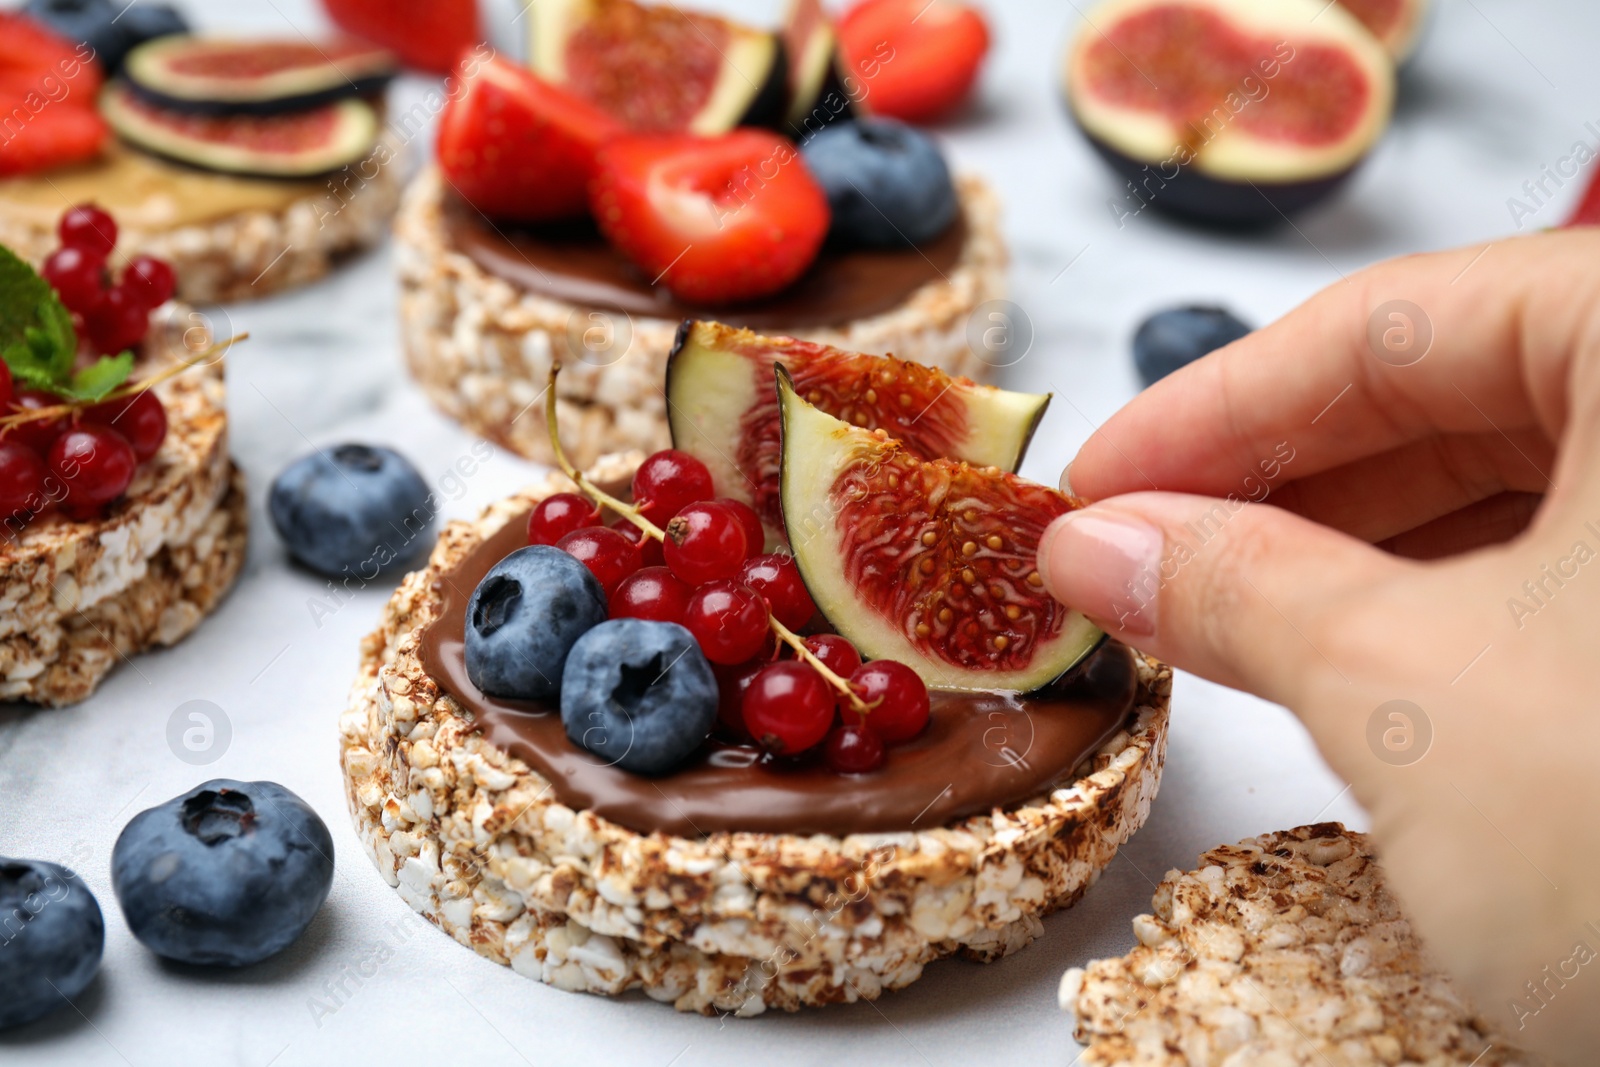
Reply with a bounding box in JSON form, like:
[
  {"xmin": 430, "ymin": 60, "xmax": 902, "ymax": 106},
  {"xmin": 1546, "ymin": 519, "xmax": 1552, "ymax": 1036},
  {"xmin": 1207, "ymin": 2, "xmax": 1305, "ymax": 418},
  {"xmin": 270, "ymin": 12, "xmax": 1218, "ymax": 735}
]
[
  {"xmin": 417, "ymin": 511, "xmax": 1138, "ymax": 838},
  {"xmin": 439, "ymin": 191, "xmax": 967, "ymax": 330}
]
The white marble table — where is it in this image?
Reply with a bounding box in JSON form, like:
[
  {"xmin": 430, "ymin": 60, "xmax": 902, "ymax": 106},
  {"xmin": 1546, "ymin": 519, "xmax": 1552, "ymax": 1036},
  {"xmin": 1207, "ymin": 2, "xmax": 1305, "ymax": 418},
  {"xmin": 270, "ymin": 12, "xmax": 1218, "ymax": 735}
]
[{"xmin": 2, "ymin": 0, "xmax": 1592, "ymax": 1063}]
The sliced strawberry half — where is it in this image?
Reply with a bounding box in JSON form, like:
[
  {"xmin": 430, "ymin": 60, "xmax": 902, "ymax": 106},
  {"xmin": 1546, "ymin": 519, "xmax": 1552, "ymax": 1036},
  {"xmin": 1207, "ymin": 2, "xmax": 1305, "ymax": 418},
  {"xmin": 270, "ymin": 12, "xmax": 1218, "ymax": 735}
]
[
  {"xmin": 321, "ymin": 0, "xmax": 482, "ymax": 75},
  {"xmin": 0, "ymin": 13, "xmax": 102, "ymax": 98},
  {"xmin": 0, "ymin": 103, "xmax": 108, "ymax": 177},
  {"xmin": 839, "ymin": 0, "xmax": 990, "ymax": 123},
  {"xmin": 0, "ymin": 14, "xmax": 106, "ymax": 177},
  {"xmin": 436, "ymin": 56, "xmax": 623, "ymax": 222},
  {"xmin": 589, "ymin": 130, "xmax": 831, "ymax": 305}
]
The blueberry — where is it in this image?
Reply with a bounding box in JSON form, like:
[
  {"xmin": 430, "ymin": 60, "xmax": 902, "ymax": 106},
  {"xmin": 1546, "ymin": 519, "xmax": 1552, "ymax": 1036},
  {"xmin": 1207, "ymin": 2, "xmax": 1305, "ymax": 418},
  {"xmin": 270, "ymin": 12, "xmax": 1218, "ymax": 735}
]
[
  {"xmin": 561, "ymin": 619, "xmax": 717, "ymax": 775},
  {"xmin": 466, "ymin": 545, "xmax": 607, "ymax": 702},
  {"xmin": 1132, "ymin": 305, "xmax": 1253, "ymax": 387},
  {"xmin": 269, "ymin": 443, "xmax": 435, "ymax": 578},
  {"xmin": 23, "ymin": 0, "xmax": 189, "ymax": 72},
  {"xmin": 111, "ymin": 780, "xmax": 334, "ymax": 967},
  {"xmin": 0, "ymin": 859, "xmax": 103, "ymax": 1031},
  {"xmin": 800, "ymin": 119, "xmax": 958, "ymax": 248}
]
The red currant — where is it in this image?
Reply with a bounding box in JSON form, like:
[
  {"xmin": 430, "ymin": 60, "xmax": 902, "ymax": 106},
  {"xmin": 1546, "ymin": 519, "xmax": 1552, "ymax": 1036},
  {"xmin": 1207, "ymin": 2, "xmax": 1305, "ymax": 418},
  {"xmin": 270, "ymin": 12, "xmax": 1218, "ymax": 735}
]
[
  {"xmin": 7, "ymin": 391, "xmax": 68, "ymax": 454},
  {"xmin": 48, "ymin": 424, "xmax": 136, "ymax": 511},
  {"xmin": 58, "ymin": 203, "xmax": 117, "ymax": 257},
  {"xmin": 684, "ymin": 580, "xmax": 769, "ymax": 664},
  {"xmin": 743, "ymin": 661, "xmax": 834, "ymax": 756},
  {"xmin": 716, "ymin": 497, "xmax": 764, "ymax": 557},
  {"xmin": 664, "ymin": 501, "xmax": 747, "ymax": 585},
  {"xmin": 556, "ymin": 526, "xmax": 642, "ymax": 597},
  {"xmin": 738, "ymin": 553, "xmax": 816, "ymax": 629},
  {"xmin": 613, "ymin": 519, "xmax": 665, "ymax": 567},
  {"xmin": 712, "ymin": 659, "xmax": 765, "ymax": 741},
  {"xmin": 803, "ymin": 634, "xmax": 862, "ymax": 680},
  {"xmin": 88, "ymin": 389, "xmax": 166, "ymax": 461},
  {"xmin": 610, "ymin": 566, "xmax": 693, "ymax": 624},
  {"xmin": 825, "ymin": 725, "xmax": 886, "ymax": 774},
  {"xmin": 632, "ymin": 449, "xmax": 713, "ymax": 526},
  {"xmin": 846, "ymin": 661, "xmax": 931, "ymax": 744},
  {"xmin": 0, "ymin": 441, "xmax": 46, "ymax": 528},
  {"xmin": 0, "ymin": 360, "xmax": 12, "ymax": 414},
  {"xmin": 41, "ymin": 245, "xmax": 106, "ymax": 314},
  {"xmin": 85, "ymin": 285, "xmax": 149, "ymax": 355},
  {"xmin": 122, "ymin": 255, "xmax": 176, "ymax": 309},
  {"xmin": 527, "ymin": 492, "xmax": 601, "ymax": 546}
]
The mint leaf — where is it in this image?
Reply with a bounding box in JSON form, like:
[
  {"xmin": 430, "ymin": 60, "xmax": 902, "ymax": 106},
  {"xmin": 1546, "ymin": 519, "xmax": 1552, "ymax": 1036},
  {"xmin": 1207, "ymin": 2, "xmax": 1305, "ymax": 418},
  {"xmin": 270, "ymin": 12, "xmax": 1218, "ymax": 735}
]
[
  {"xmin": 0, "ymin": 243, "xmax": 78, "ymax": 388},
  {"xmin": 60, "ymin": 352, "xmax": 134, "ymax": 403}
]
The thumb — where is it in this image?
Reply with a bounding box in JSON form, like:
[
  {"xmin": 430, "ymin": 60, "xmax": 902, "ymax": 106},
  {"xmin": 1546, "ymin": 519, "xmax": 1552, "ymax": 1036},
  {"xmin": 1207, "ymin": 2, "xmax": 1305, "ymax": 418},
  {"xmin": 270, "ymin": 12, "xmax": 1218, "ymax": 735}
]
[{"xmin": 1036, "ymin": 493, "xmax": 1407, "ymax": 705}]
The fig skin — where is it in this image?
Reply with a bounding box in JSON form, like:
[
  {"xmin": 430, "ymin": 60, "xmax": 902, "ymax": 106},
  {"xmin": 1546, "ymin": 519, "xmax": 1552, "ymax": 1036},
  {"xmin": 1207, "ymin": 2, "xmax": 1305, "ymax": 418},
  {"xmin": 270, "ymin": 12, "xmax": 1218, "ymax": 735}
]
[{"xmin": 1088, "ymin": 133, "xmax": 1367, "ymax": 230}]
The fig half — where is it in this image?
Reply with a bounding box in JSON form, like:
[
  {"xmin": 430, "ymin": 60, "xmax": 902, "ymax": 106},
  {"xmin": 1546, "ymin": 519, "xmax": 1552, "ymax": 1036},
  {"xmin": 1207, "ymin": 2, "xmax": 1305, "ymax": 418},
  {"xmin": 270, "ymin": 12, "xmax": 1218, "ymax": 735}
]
[
  {"xmin": 1063, "ymin": 0, "xmax": 1395, "ymax": 227},
  {"xmin": 778, "ymin": 372, "xmax": 1102, "ymax": 692},
  {"xmin": 666, "ymin": 320, "xmax": 1050, "ymax": 545},
  {"xmin": 123, "ymin": 36, "xmax": 397, "ymax": 115},
  {"xmin": 1337, "ymin": 0, "xmax": 1431, "ymax": 62},
  {"xmin": 527, "ymin": 0, "xmax": 786, "ymax": 135},
  {"xmin": 101, "ymin": 83, "xmax": 379, "ymax": 177},
  {"xmin": 781, "ymin": 0, "xmax": 855, "ymax": 136}
]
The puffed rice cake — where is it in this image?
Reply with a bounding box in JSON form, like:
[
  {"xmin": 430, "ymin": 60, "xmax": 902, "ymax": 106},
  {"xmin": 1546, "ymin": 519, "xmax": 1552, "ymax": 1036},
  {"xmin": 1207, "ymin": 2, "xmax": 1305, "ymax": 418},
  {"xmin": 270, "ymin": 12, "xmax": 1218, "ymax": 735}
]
[
  {"xmin": 339, "ymin": 454, "xmax": 1172, "ymax": 1014},
  {"xmin": 1061, "ymin": 823, "xmax": 1543, "ymax": 1066}
]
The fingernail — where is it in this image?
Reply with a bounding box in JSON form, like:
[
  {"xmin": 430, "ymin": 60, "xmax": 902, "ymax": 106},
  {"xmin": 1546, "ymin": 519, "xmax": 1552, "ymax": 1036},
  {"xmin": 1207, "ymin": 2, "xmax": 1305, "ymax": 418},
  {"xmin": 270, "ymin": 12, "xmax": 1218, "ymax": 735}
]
[
  {"xmin": 1037, "ymin": 509, "xmax": 1163, "ymax": 637},
  {"xmin": 1060, "ymin": 463, "xmax": 1075, "ymax": 498}
]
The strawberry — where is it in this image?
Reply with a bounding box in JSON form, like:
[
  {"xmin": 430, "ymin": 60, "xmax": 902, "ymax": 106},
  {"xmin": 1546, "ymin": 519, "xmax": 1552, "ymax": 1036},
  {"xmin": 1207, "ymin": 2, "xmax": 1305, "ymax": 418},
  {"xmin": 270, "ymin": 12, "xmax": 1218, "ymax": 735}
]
[
  {"xmin": 0, "ymin": 103, "xmax": 108, "ymax": 177},
  {"xmin": 589, "ymin": 131, "xmax": 831, "ymax": 305},
  {"xmin": 321, "ymin": 0, "xmax": 481, "ymax": 75},
  {"xmin": 437, "ymin": 57, "xmax": 623, "ymax": 222},
  {"xmin": 0, "ymin": 14, "xmax": 100, "ymax": 96},
  {"xmin": 0, "ymin": 14, "xmax": 106, "ymax": 176},
  {"xmin": 838, "ymin": 0, "xmax": 990, "ymax": 123},
  {"xmin": 1564, "ymin": 168, "xmax": 1600, "ymax": 228}
]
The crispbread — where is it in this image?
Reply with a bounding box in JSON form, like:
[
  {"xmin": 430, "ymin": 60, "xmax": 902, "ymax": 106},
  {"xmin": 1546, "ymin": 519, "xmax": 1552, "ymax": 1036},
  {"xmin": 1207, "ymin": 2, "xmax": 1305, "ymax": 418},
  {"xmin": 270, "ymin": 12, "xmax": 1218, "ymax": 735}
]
[
  {"xmin": 0, "ymin": 311, "xmax": 244, "ymax": 705},
  {"xmin": 0, "ymin": 140, "xmax": 401, "ymax": 304},
  {"xmin": 339, "ymin": 455, "xmax": 1173, "ymax": 1014},
  {"xmin": 1061, "ymin": 824, "xmax": 1542, "ymax": 1066},
  {"xmin": 393, "ymin": 167, "xmax": 1010, "ymax": 470}
]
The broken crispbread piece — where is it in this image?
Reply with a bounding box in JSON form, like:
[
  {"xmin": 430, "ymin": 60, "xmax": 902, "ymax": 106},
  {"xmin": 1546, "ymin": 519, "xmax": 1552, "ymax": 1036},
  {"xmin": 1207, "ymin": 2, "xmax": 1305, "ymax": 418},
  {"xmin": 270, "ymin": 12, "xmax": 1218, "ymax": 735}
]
[{"xmin": 1061, "ymin": 824, "xmax": 1543, "ymax": 1066}]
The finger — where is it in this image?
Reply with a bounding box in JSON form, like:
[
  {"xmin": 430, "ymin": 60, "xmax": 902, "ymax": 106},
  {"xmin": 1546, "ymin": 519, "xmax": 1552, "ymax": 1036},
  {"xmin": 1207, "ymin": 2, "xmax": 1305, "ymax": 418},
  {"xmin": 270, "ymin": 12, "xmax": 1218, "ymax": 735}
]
[
  {"xmin": 1036, "ymin": 492, "xmax": 1409, "ymax": 706},
  {"xmin": 1375, "ymin": 491, "xmax": 1544, "ymax": 560},
  {"xmin": 1262, "ymin": 428, "xmax": 1555, "ymax": 543},
  {"xmin": 1068, "ymin": 230, "xmax": 1600, "ymax": 502}
]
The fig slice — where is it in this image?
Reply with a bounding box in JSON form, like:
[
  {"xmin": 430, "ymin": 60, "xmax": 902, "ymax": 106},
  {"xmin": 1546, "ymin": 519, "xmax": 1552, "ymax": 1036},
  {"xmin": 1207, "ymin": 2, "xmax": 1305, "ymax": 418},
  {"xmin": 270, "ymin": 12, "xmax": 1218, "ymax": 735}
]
[
  {"xmin": 1062, "ymin": 0, "xmax": 1395, "ymax": 227},
  {"xmin": 527, "ymin": 0, "xmax": 787, "ymax": 135},
  {"xmin": 777, "ymin": 371, "xmax": 1103, "ymax": 692},
  {"xmin": 100, "ymin": 84, "xmax": 379, "ymax": 178},
  {"xmin": 666, "ymin": 320, "xmax": 1050, "ymax": 545},
  {"xmin": 781, "ymin": 0, "xmax": 855, "ymax": 136},
  {"xmin": 123, "ymin": 36, "xmax": 397, "ymax": 115}
]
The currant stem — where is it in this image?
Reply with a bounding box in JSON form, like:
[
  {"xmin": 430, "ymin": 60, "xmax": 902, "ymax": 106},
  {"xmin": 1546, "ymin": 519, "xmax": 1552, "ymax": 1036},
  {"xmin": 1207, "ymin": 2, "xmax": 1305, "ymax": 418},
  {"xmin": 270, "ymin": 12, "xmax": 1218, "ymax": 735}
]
[
  {"xmin": 770, "ymin": 615, "xmax": 871, "ymax": 715},
  {"xmin": 543, "ymin": 362, "xmax": 870, "ymax": 715},
  {"xmin": 544, "ymin": 361, "xmax": 665, "ymax": 540},
  {"xmin": 0, "ymin": 334, "xmax": 246, "ymax": 431}
]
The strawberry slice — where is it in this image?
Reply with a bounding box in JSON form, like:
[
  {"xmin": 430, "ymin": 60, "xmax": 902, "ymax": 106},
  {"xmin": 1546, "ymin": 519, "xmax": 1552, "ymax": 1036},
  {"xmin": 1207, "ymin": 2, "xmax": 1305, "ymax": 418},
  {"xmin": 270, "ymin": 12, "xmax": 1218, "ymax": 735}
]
[
  {"xmin": 838, "ymin": 0, "xmax": 990, "ymax": 123},
  {"xmin": 589, "ymin": 130, "xmax": 831, "ymax": 305},
  {"xmin": 0, "ymin": 102, "xmax": 108, "ymax": 177},
  {"xmin": 437, "ymin": 57, "xmax": 623, "ymax": 222},
  {"xmin": 321, "ymin": 0, "xmax": 481, "ymax": 75},
  {"xmin": 0, "ymin": 13, "xmax": 102, "ymax": 101},
  {"xmin": 0, "ymin": 14, "xmax": 106, "ymax": 176}
]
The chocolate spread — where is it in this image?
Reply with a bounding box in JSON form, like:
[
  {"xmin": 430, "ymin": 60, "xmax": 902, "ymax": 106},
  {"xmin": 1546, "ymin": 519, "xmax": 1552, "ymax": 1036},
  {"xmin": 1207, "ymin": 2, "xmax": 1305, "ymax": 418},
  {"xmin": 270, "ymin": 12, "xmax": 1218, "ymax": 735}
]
[
  {"xmin": 439, "ymin": 191, "xmax": 968, "ymax": 330},
  {"xmin": 416, "ymin": 512, "xmax": 1138, "ymax": 838}
]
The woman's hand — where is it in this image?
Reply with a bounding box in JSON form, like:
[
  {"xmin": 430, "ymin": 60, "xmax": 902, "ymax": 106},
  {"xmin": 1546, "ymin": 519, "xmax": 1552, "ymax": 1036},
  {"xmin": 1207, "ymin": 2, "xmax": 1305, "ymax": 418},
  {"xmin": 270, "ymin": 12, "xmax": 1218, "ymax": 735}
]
[{"xmin": 1037, "ymin": 229, "xmax": 1600, "ymax": 1061}]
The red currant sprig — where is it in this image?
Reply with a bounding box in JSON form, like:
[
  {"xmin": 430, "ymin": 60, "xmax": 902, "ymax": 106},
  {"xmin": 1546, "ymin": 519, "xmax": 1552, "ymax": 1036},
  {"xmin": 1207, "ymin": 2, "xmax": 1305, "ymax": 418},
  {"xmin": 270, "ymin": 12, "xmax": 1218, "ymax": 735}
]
[{"xmin": 542, "ymin": 361, "xmax": 873, "ymax": 718}]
